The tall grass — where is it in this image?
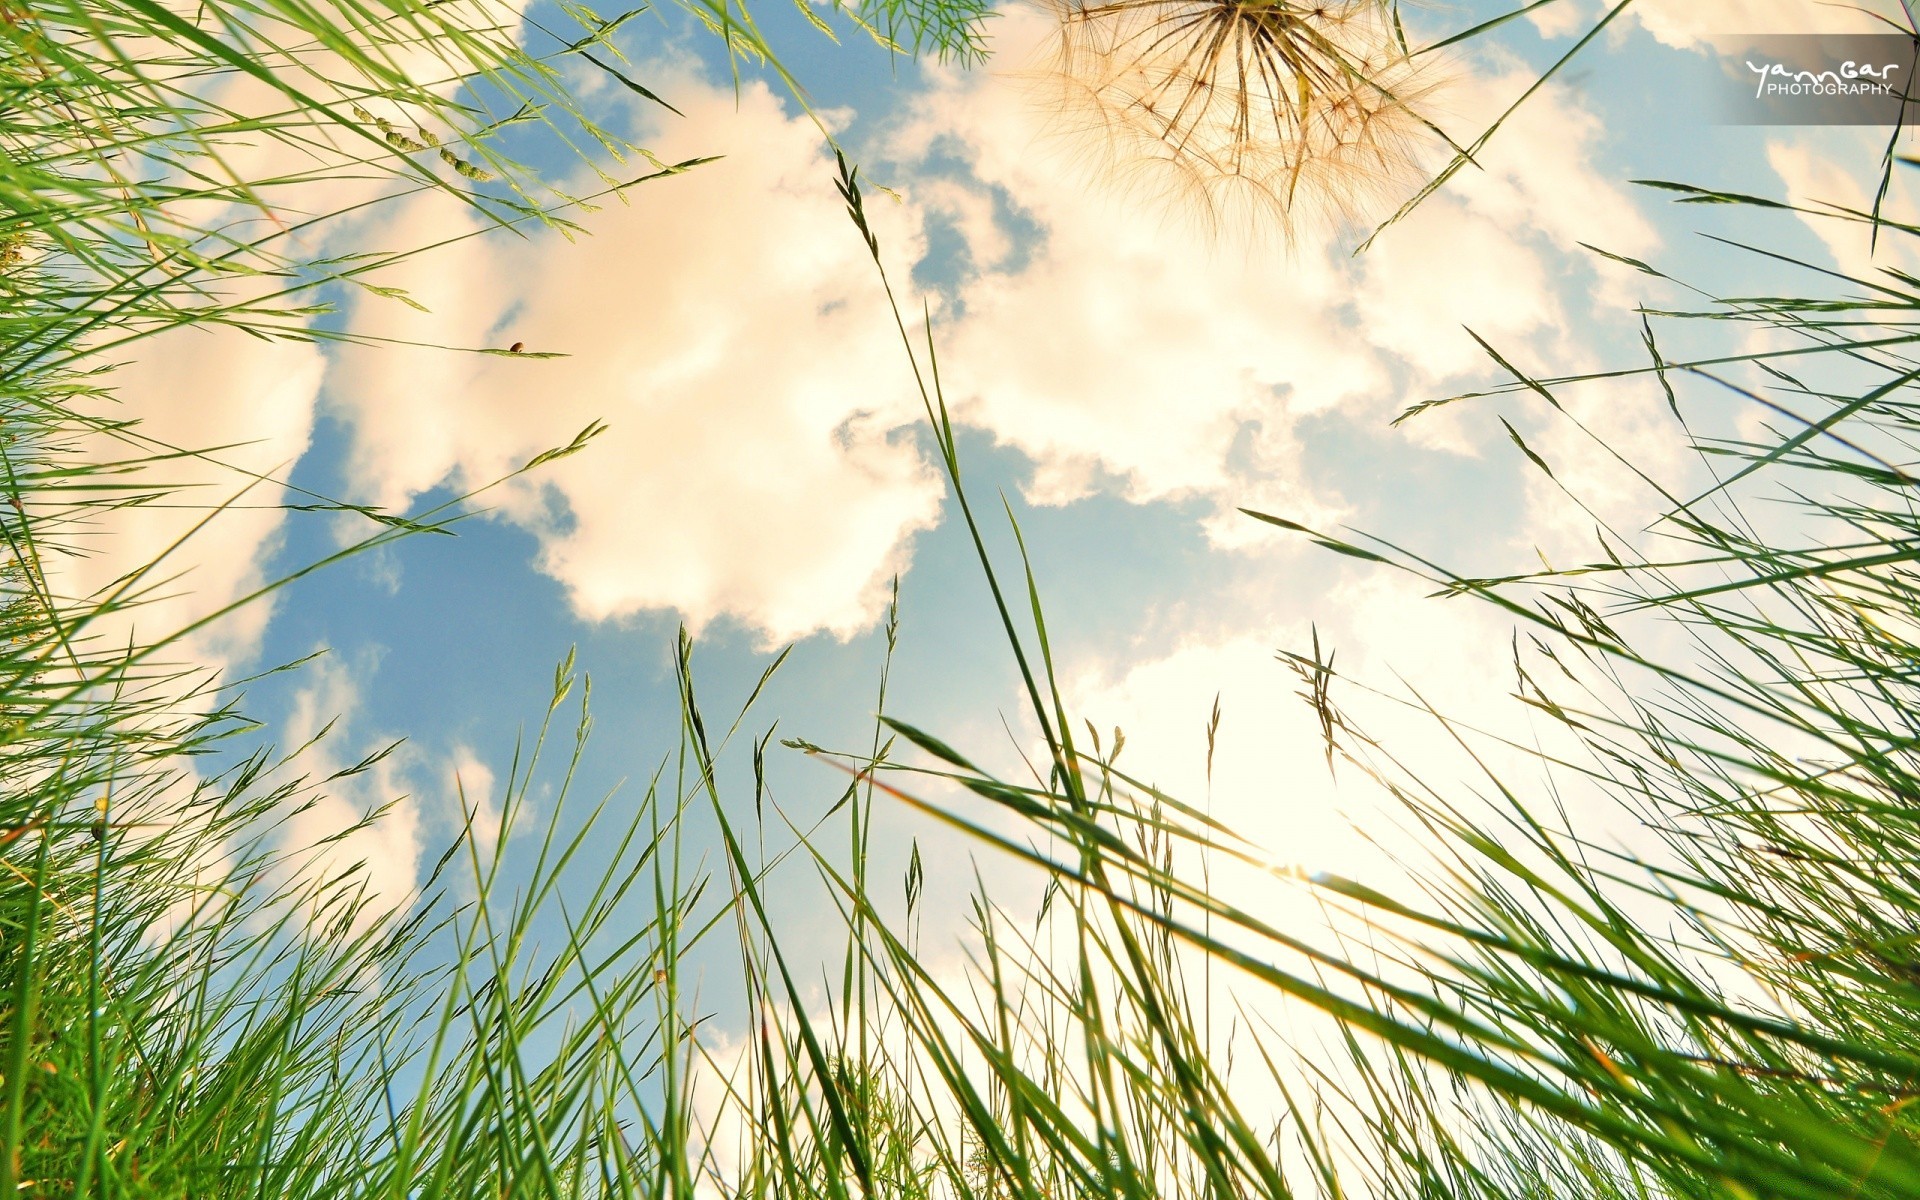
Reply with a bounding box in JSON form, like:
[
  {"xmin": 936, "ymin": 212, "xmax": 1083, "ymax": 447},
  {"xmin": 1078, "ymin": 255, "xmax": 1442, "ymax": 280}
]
[
  {"xmin": 17, "ymin": 0, "xmax": 1908, "ymax": 1198},
  {"xmin": 779, "ymin": 32, "xmax": 1920, "ymax": 1200},
  {"xmin": 0, "ymin": 0, "xmax": 979, "ymax": 1194}
]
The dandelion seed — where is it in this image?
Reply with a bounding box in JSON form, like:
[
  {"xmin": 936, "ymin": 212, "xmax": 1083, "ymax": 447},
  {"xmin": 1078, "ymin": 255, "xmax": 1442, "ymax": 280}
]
[{"xmin": 1029, "ymin": 0, "xmax": 1449, "ymax": 239}]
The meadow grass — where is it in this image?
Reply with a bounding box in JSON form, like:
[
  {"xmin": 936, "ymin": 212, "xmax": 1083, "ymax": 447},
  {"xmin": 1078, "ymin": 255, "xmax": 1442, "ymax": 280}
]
[
  {"xmin": 798, "ymin": 99, "xmax": 1920, "ymax": 1200},
  {"xmin": 0, "ymin": 0, "xmax": 980, "ymax": 1193},
  {"xmin": 11, "ymin": 0, "xmax": 1915, "ymax": 1198}
]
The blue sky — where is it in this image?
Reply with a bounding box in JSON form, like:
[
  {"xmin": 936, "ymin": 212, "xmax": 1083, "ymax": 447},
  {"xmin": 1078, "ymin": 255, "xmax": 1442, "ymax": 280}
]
[{"xmin": 81, "ymin": 0, "xmax": 1920, "ymax": 998}]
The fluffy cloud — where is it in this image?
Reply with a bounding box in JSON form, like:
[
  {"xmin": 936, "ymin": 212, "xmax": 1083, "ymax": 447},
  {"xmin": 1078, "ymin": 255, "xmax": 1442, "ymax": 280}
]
[
  {"xmin": 445, "ymin": 743, "xmax": 506, "ymax": 857},
  {"xmin": 1768, "ymin": 131, "xmax": 1920, "ymax": 281},
  {"xmin": 261, "ymin": 660, "xmax": 528, "ymax": 936},
  {"xmin": 48, "ymin": 26, "xmax": 519, "ymax": 683},
  {"xmin": 48, "ymin": 27, "xmax": 542, "ymax": 947},
  {"xmin": 888, "ymin": 7, "xmax": 1381, "ymax": 515},
  {"xmin": 1065, "ymin": 570, "xmax": 1537, "ymax": 880},
  {"xmin": 57, "ymin": 326, "xmax": 324, "ymax": 674},
  {"xmin": 327, "ymin": 68, "xmax": 944, "ymax": 644},
  {"xmin": 84, "ymin": 6, "xmax": 1669, "ymax": 660},
  {"xmin": 868, "ymin": 7, "xmax": 1689, "ymax": 937},
  {"xmin": 66, "ymin": 10, "xmax": 916, "ymax": 682},
  {"xmin": 1529, "ymin": 1, "xmax": 1595, "ymax": 40},
  {"xmin": 273, "ymin": 651, "xmax": 423, "ymax": 936},
  {"xmin": 882, "ymin": 11, "xmax": 1657, "ymax": 532}
]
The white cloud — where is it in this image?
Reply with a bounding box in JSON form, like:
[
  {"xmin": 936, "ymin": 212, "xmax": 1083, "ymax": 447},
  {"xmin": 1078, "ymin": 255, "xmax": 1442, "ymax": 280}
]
[
  {"xmin": 1071, "ymin": 630, "xmax": 1362, "ymax": 874},
  {"xmin": 1355, "ymin": 196, "xmax": 1562, "ymax": 383},
  {"xmin": 890, "ymin": 8, "xmax": 1386, "ymax": 517},
  {"xmin": 71, "ymin": 6, "xmax": 1665, "ymax": 670},
  {"xmin": 50, "ymin": 2, "xmax": 671, "ymax": 689},
  {"xmin": 1529, "ymin": 1, "xmax": 1595, "ymax": 40},
  {"xmin": 1768, "ymin": 130, "xmax": 1920, "ymax": 281},
  {"xmin": 328, "ymin": 67, "xmax": 945, "ymax": 645},
  {"xmin": 47, "ymin": 29, "xmax": 504, "ymax": 684},
  {"xmin": 445, "ymin": 743, "xmax": 506, "ymax": 856},
  {"xmin": 57, "ymin": 325, "xmax": 324, "ymax": 674},
  {"xmin": 273, "ymin": 651, "xmax": 424, "ymax": 937},
  {"xmin": 1513, "ymin": 373, "xmax": 1689, "ymax": 572},
  {"xmin": 882, "ymin": 15, "xmax": 1656, "ymax": 537},
  {"xmin": 1436, "ymin": 65, "xmax": 1659, "ymax": 269},
  {"xmin": 44, "ymin": 54, "xmax": 500, "ymax": 957},
  {"xmin": 1065, "ymin": 570, "xmax": 1534, "ymax": 881}
]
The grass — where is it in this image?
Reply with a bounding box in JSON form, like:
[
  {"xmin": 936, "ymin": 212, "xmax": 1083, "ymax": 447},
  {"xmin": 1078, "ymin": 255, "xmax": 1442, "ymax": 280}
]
[
  {"xmin": 16, "ymin": 0, "xmax": 1920, "ymax": 1198},
  {"xmin": 0, "ymin": 0, "xmax": 978, "ymax": 1194},
  {"xmin": 755, "ymin": 32, "xmax": 1920, "ymax": 1200}
]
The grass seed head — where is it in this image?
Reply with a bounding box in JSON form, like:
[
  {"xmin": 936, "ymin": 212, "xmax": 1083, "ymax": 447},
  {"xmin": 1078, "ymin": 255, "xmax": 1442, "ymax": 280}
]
[{"xmin": 1030, "ymin": 0, "xmax": 1449, "ymax": 241}]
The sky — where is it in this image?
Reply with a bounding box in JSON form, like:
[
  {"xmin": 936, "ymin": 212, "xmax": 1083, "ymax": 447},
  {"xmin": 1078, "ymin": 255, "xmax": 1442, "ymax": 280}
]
[{"xmin": 76, "ymin": 0, "xmax": 1920, "ymax": 1022}]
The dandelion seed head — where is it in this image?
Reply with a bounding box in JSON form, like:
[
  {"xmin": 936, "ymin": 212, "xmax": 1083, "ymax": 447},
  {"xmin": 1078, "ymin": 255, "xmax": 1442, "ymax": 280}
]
[{"xmin": 1024, "ymin": 0, "xmax": 1451, "ymax": 243}]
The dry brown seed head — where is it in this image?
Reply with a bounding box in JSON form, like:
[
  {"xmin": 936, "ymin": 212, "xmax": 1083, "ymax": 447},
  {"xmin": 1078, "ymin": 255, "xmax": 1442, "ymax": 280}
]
[{"xmin": 1026, "ymin": 0, "xmax": 1450, "ymax": 240}]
